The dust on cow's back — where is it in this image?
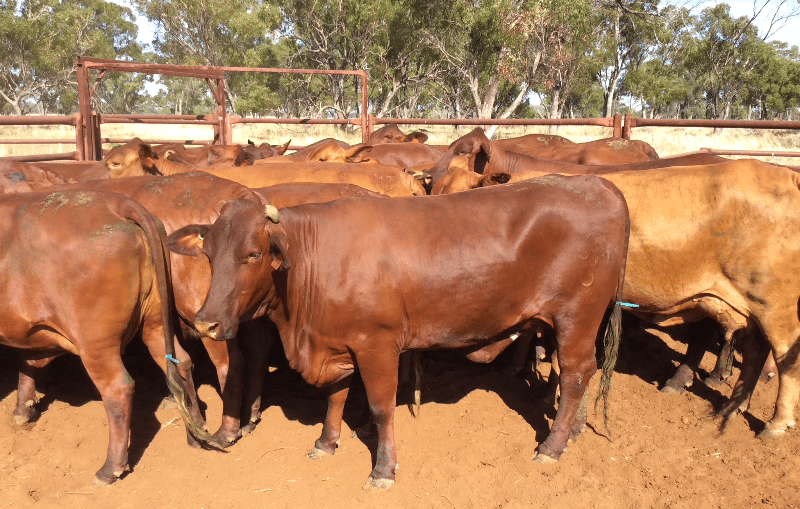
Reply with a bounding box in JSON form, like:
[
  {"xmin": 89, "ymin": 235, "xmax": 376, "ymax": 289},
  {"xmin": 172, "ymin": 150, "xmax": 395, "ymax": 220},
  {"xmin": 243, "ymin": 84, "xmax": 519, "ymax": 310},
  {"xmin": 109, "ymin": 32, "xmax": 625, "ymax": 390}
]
[
  {"xmin": 38, "ymin": 192, "xmax": 94, "ymax": 214},
  {"xmin": 606, "ymin": 139, "xmax": 632, "ymax": 151}
]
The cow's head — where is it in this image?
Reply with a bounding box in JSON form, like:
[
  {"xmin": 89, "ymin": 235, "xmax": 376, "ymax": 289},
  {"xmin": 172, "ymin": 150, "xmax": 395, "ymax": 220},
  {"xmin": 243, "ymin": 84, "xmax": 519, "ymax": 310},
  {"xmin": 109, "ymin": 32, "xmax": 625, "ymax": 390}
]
[
  {"xmin": 166, "ymin": 198, "xmax": 284, "ymax": 341},
  {"xmin": 76, "ymin": 138, "xmax": 160, "ymax": 181},
  {"xmin": 368, "ymin": 125, "xmax": 429, "ymax": 144},
  {"xmin": 427, "ymin": 128, "xmax": 492, "ymax": 188}
]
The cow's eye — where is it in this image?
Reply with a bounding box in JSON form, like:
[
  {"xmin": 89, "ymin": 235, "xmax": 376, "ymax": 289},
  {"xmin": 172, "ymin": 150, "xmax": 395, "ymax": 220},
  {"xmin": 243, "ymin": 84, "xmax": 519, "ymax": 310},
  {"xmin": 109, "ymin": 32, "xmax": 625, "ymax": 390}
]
[{"xmin": 248, "ymin": 251, "xmax": 262, "ymax": 261}]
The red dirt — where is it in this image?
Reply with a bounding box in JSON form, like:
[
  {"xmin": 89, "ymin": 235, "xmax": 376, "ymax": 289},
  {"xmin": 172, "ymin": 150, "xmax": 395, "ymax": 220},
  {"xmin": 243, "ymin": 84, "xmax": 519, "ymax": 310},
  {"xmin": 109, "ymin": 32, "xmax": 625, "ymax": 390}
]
[{"xmin": 2, "ymin": 320, "xmax": 799, "ymax": 509}]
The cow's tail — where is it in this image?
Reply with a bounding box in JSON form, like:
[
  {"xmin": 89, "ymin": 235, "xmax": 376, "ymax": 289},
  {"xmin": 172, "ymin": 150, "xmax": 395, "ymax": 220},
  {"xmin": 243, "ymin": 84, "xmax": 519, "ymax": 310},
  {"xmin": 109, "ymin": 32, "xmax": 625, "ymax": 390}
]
[
  {"xmin": 125, "ymin": 199, "xmax": 227, "ymax": 449},
  {"xmin": 594, "ymin": 211, "xmax": 630, "ymax": 440}
]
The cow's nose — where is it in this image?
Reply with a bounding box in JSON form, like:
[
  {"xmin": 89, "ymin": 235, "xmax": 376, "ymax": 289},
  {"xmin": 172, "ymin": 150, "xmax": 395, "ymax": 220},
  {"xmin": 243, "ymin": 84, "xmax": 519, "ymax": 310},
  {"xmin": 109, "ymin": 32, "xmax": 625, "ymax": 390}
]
[{"xmin": 195, "ymin": 321, "xmax": 220, "ymax": 340}]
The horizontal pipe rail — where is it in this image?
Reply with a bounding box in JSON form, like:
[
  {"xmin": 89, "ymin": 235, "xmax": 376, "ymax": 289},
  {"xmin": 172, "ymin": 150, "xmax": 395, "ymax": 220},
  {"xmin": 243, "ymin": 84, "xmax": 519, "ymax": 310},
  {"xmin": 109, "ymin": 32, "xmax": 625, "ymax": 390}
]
[
  {"xmin": 625, "ymin": 116, "xmax": 800, "ymax": 130},
  {"xmin": 229, "ymin": 117, "xmax": 360, "ymax": 125},
  {"xmin": 6, "ymin": 152, "xmax": 79, "ymax": 162},
  {"xmin": 0, "ymin": 115, "xmax": 77, "ymax": 126},
  {"xmin": 100, "ymin": 138, "xmax": 214, "ymax": 146},
  {"xmin": 0, "ymin": 139, "xmax": 76, "ymax": 144},
  {"xmin": 372, "ymin": 117, "xmax": 616, "ymax": 127},
  {"xmin": 700, "ymin": 148, "xmax": 800, "ymax": 158}
]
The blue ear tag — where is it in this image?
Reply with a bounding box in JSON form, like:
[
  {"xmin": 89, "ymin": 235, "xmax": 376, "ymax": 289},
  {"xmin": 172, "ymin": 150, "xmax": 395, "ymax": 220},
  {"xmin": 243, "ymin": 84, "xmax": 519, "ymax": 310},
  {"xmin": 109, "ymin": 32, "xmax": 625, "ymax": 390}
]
[
  {"xmin": 617, "ymin": 302, "xmax": 640, "ymax": 308},
  {"xmin": 166, "ymin": 354, "xmax": 180, "ymax": 364}
]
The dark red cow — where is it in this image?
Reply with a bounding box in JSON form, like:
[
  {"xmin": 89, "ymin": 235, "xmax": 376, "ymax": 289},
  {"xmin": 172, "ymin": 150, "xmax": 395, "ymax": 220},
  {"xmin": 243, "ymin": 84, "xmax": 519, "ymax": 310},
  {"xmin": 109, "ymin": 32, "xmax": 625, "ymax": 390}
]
[
  {"xmin": 167, "ymin": 175, "xmax": 630, "ymax": 489},
  {"xmin": 0, "ymin": 189, "xmax": 220, "ymax": 484}
]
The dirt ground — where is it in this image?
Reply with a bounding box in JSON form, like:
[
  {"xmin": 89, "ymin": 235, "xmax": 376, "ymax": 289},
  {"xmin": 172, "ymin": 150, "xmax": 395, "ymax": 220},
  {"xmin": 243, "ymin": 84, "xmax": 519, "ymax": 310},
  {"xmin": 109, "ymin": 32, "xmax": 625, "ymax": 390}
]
[{"xmin": 2, "ymin": 318, "xmax": 799, "ymax": 509}]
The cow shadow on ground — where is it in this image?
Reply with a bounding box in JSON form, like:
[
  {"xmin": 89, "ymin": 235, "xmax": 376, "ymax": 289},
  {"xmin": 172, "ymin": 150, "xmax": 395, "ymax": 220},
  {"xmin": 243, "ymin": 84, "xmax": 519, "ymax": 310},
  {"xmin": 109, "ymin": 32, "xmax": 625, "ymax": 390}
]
[{"xmin": 229, "ymin": 312, "xmax": 754, "ymax": 469}]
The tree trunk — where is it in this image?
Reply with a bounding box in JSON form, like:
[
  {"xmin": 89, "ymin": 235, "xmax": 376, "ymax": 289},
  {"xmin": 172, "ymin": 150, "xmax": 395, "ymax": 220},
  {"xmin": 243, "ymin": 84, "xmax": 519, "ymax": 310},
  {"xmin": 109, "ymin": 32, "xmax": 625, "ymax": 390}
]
[{"xmin": 548, "ymin": 87, "xmax": 561, "ymax": 134}]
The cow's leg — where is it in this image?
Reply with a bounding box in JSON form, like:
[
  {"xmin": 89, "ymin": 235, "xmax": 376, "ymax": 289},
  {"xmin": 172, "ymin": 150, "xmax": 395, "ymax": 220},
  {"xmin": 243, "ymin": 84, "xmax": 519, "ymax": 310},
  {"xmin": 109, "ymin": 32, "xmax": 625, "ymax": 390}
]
[
  {"xmin": 308, "ymin": 375, "xmax": 352, "ymax": 459},
  {"xmin": 80, "ymin": 353, "xmax": 134, "ymax": 485},
  {"xmin": 238, "ymin": 318, "xmax": 276, "ymax": 435},
  {"xmin": 355, "ymin": 349, "xmax": 400, "ymax": 491},
  {"xmin": 760, "ymin": 329, "xmax": 800, "ymax": 438},
  {"xmin": 663, "ymin": 321, "xmax": 717, "ymax": 394},
  {"xmin": 718, "ymin": 329, "xmax": 771, "ymax": 429},
  {"xmin": 534, "ymin": 321, "xmax": 597, "ymax": 464},
  {"xmin": 13, "ymin": 356, "xmax": 56, "ymax": 425},
  {"xmin": 200, "ymin": 336, "xmax": 243, "ymax": 445},
  {"xmin": 705, "ymin": 334, "xmax": 735, "ymax": 386}
]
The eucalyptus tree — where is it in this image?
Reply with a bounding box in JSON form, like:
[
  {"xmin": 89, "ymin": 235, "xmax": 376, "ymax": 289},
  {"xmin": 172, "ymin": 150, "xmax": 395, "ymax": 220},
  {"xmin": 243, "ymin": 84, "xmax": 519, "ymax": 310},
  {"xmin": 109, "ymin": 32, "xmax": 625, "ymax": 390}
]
[
  {"xmin": 594, "ymin": 0, "xmax": 661, "ymax": 117},
  {"xmin": 133, "ymin": 0, "xmax": 282, "ymax": 114},
  {"xmin": 0, "ymin": 0, "xmax": 141, "ymax": 115},
  {"xmin": 687, "ymin": 4, "xmax": 780, "ymax": 120}
]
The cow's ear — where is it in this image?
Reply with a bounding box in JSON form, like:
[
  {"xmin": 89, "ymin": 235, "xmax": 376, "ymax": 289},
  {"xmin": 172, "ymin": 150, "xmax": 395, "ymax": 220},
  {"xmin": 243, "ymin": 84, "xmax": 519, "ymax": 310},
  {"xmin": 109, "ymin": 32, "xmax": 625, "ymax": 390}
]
[
  {"xmin": 269, "ymin": 232, "xmax": 291, "ymax": 271},
  {"xmin": 166, "ymin": 225, "xmax": 210, "ymax": 256},
  {"xmin": 344, "ymin": 145, "xmax": 373, "ymax": 163},
  {"xmin": 235, "ymin": 151, "xmax": 255, "ymax": 166},
  {"xmin": 405, "ymin": 132, "xmax": 429, "ymax": 143}
]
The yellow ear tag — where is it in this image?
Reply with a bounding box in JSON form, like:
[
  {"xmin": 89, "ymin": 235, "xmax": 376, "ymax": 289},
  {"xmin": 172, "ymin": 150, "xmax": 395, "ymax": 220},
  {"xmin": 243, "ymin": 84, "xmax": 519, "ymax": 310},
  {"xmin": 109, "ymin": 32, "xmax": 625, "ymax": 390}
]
[{"xmin": 271, "ymin": 258, "xmax": 282, "ymax": 270}]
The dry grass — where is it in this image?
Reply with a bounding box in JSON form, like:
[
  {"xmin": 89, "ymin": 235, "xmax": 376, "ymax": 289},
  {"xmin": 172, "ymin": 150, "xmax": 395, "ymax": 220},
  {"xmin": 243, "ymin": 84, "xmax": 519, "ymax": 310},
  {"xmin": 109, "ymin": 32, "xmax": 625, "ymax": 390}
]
[{"xmin": 2, "ymin": 121, "xmax": 800, "ymax": 166}]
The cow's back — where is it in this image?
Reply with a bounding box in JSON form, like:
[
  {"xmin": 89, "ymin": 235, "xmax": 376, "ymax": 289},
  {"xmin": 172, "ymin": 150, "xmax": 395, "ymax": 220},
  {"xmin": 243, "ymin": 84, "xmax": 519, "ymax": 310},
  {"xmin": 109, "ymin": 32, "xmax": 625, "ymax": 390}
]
[{"xmin": 602, "ymin": 160, "xmax": 800, "ymax": 326}]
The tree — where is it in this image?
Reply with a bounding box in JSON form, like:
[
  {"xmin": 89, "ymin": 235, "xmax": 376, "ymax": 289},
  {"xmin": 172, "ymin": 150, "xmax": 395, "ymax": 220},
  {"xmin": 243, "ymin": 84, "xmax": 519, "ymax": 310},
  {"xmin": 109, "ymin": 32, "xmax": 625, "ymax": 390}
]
[
  {"xmin": 133, "ymin": 0, "xmax": 282, "ymax": 114},
  {"xmin": 0, "ymin": 0, "xmax": 141, "ymax": 115},
  {"xmin": 595, "ymin": 0, "xmax": 661, "ymax": 117}
]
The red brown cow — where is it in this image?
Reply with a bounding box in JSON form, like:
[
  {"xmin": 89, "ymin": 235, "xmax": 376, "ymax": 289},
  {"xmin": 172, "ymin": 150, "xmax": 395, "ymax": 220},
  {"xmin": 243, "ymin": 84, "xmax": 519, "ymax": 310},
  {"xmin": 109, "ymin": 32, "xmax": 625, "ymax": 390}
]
[
  {"xmin": 46, "ymin": 172, "xmax": 268, "ymax": 445},
  {"xmin": 428, "ymin": 128, "xmax": 726, "ymax": 193},
  {"xmin": 334, "ymin": 143, "xmax": 444, "ymax": 168},
  {"xmin": 242, "ymin": 139, "xmax": 291, "ymax": 160},
  {"xmin": 367, "ymin": 125, "xmax": 429, "ymax": 144},
  {"xmin": 153, "ymin": 143, "xmax": 254, "ymax": 167},
  {"xmin": 147, "ymin": 161, "xmax": 427, "ymax": 197},
  {"xmin": 167, "ymin": 175, "xmax": 630, "ymax": 489},
  {"xmin": 478, "ymin": 160, "xmax": 800, "ymax": 438},
  {"xmin": 52, "ymin": 175, "xmax": 390, "ymax": 445},
  {"xmin": 492, "ymin": 132, "xmax": 575, "ymax": 155},
  {"xmin": 0, "ymin": 189, "xmax": 220, "ymax": 484},
  {"xmin": 74, "ymin": 138, "xmax": 162, "ymax": 181},
  {"xmin": 0, "ymin": 159, "xmax": 71, "ymax": 193}
]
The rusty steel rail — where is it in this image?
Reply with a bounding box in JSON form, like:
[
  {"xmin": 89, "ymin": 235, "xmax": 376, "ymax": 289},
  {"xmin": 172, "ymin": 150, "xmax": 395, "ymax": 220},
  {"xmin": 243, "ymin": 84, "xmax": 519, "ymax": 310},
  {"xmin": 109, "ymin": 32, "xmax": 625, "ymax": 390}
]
[
  {"xmin": 699, "ymin": 148, "xmax": 800, "ymax": 158},
  {"xmin": 77, "ymin": 58, "xmax": 370, "ymax": 159},
  {"xmin": 0, "ymin": 113, "xmax": 85, "ymax": 160},
  {"xmin": 372, "ymin": 115, "xmax": 624, "ymax": 138}
]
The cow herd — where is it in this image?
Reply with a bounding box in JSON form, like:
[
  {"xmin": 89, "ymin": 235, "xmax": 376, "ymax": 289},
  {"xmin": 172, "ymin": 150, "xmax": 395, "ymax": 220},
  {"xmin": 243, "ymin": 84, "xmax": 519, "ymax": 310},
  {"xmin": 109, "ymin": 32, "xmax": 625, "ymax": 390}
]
[{"xmin": 0, "ymin": 125, "xmax": 798, "ymax": 491}]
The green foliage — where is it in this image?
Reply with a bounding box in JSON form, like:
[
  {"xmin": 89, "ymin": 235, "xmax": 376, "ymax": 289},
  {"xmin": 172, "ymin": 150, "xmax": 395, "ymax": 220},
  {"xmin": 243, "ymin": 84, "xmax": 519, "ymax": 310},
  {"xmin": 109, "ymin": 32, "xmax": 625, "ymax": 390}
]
[
  {"xmin": 0, "ymin": 0, "xmax": 141, "ymax": 114},
  {"xmin": 6, "ymin": 0, "xmax": 800, "ymax": 123}
]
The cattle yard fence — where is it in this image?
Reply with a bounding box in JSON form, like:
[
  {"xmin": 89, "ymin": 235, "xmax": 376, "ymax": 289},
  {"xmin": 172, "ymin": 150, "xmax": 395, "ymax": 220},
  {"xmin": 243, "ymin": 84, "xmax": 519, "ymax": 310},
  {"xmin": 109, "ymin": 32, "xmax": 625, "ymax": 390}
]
[{"xmin": 2, "ymin": 58, "xmax": 800, "ymax": 162}]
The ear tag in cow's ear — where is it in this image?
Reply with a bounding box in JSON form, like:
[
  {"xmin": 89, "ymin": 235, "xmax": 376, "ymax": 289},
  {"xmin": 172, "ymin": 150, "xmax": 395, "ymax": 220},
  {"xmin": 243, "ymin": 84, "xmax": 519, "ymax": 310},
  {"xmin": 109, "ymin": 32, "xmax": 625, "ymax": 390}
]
[{"xmin": 271, "ymin": 258, "xmax": 283, "ymax": 270}]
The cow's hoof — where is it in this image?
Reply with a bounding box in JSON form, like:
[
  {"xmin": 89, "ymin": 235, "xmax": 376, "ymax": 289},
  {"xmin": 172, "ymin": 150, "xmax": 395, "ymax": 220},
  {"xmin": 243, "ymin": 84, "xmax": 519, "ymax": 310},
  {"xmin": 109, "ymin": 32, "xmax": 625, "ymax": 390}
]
[
  {"xmin": 307, "ymin": 447, "xmax": 331, "ymax": 460},
  {"xmin": 13, "ymin": 402, "xmax": 39, "ymax": 425},
  {"xmin": 759, "ymin": 426, "xmax": 787, "ymax": 439},
  {"xmin": 703, "ymin": 374, "xmax": 726, "ymax": 387},
  {"xmin": 12, "ymin": 411, "xmax": 38, "ymax": 426},
  {"xmin": 532, "ymin": 453, "xmax": 559, "ymax": 464},
  {"xmin": 93, "ymin": 465, "xmax": 127, "ymax": 486},
  {"xmin": 240, "ymin": 419, "xmax": 259, "ymax": 437},
  {"xmin": 212, "ymin": 429, "xmax": 240, "ymax": 448},
  {"xmin": 93, "ymin": 475, "xmax": 117, "ymax": 486},
  {"xmin": 660, "ymin": 385, "xmax": 686, "ymax": 396},
  {"xmin": 363, "ymin": 477, "xmax": 395, "ymax": 492}
]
